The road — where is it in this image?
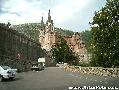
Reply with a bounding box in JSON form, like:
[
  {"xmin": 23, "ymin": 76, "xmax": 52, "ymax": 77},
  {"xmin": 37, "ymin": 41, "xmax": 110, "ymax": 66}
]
[{"xmin": 0, "ymin": 67, "xmax": 119, "ymax": 90}]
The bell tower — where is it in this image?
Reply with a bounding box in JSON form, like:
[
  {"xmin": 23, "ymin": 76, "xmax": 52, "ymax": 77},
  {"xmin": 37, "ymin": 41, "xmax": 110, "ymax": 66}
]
[
  {"xmin": 39, "ymin": 16, "xmax": 45, "ymax": 45},
  {"xmin": 46, "ymin": 9, "xmax": 54, "ymax": 33},
  {"xmin": 48, "ymin": 9, "xmax": 51, "ymax": 22}
]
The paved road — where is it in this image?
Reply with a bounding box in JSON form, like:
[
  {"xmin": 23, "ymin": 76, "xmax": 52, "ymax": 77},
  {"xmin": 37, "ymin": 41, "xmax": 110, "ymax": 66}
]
[{"xmin": 0, "ymin": 67, "xmax": 119, "ymax": 90}]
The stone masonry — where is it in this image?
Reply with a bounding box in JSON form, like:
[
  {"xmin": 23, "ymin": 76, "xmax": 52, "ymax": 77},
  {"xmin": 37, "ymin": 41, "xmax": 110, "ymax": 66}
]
[{"xmin": 64, "ymin": 65, "xmax": 119, "ymax": 77}]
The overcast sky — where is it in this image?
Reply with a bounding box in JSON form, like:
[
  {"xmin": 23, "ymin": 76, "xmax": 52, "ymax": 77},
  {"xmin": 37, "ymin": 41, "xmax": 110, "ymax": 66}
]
[{"xmin": 0, "ymin": 0, "xmax": 106, "ymax": 32}]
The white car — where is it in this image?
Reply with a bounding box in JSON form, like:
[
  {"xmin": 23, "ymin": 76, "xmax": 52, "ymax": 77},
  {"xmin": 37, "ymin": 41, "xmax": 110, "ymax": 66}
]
[{"xmin": 0, "ymin": 66, "xmax": 17, "ymax": 81}]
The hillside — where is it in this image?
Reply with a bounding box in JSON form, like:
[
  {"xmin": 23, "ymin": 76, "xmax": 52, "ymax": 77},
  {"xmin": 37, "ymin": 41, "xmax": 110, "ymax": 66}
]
[
  {"xmin": 55, "ymin": 27, "xmax": 74, "ymax": 36},
  {"xmin": 12, "ymin": 23, "xmax": 92, "ymax": 51},
  {"xmin": 12, "ymin": 23, "xmax": 41, "ymax": 41},
  {"xmin": 12, "ymin": 23, "xmax": 74, "ymax": 41},
  {"xmin": 80, "ymin": 30, "xmax": 92, "ymax": 52}
]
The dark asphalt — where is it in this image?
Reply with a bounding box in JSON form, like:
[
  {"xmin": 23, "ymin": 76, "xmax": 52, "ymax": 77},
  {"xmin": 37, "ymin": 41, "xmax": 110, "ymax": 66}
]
[{"xmin": 0, "ymin": 67, "xmax": 119, "ymax": 90}]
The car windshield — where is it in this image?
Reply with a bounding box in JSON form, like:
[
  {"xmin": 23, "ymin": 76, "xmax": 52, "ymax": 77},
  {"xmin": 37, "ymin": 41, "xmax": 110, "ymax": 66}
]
[{"xmin": 2, "ymin": 66, "xmax": 11, "ymax": 70}]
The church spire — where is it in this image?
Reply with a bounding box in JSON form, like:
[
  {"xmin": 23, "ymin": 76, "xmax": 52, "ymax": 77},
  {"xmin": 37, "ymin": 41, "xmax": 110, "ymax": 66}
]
[
  {"xmin": 41, "ymin": 16, "xmax": 44, "ymax": 23},
  {"xmin": 48, "ymin": 9, "xmax": 50, "ymax": 16},
  {"xmin": 48, "ymin": 9, "xmax": 51, "ymax": 22},
  {"xmin": 45, "ymin": 9, "xmax": 54, "ymax": 32},
  {"xmin": 41, "ymin": 16, "xmax": 44, "ymax": 26},
  {"xmin": 41, "ymin": 16, "xmax": 45, "ymax": 31}
]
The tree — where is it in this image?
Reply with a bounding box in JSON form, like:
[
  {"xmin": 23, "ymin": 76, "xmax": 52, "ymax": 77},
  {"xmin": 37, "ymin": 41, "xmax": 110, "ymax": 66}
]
[
  {"xmin": 51, "ymin": 37, "xmax": 77, "ymax": 65},
  {"xmin": 81, "ymin": 30, "xmax": 92, "ymax": 52},
  {"xmin": 12, "ymin": 24, "xmax": 74, "ymax": 42},
  {"xmin": 55, "ymin": 27, "xmax": 74, "ymax": 36},
  {"xmin": 91, "ymin": 0, "xmax": 119, "ymax": 67}
]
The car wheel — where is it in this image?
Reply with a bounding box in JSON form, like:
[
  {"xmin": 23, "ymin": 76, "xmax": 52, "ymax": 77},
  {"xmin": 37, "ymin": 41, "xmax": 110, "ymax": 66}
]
[
  {"xmin": 9, "ymin": 77, "xmax": 15, "ymax": 81},
  {"xmin": 0, "ymin": 75, "xmax": 4, "ymax": 82}
]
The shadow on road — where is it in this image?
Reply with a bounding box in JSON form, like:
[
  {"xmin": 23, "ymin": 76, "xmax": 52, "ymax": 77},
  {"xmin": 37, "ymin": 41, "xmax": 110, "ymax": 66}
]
[{"xmin": 2, "ymin": 77, "xmax": 23, "ymax": 82}]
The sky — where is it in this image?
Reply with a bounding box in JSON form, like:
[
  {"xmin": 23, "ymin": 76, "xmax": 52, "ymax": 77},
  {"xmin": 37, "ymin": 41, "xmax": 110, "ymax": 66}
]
[{"xmin": 0, "ymin": 0, "xmax": 107, "ymax": 32}]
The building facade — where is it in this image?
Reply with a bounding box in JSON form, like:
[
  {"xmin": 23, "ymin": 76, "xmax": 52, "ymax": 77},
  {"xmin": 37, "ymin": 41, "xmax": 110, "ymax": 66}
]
[{"xmin": 39, "ymin": 10, "xmax": 89, "ymax": 63}]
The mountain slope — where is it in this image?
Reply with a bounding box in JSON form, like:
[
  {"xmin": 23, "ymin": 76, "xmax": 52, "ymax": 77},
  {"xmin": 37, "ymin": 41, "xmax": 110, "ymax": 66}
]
[{"xmin": 12, "ymin": 23, "xmax": 74, "ymax": 41}]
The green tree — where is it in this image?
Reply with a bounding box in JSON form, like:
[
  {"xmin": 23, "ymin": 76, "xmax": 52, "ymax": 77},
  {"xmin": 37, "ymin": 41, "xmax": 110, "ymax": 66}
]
[
  {"xmin": 51, "ymin": 37, "xmax": 77, "ymax": 65},
  {"xmin": 55, "ymin": 27, "xmax": 74, "ymax": 36},
  {"xmin": 12, "ymin": 23, "xmax": 74, "ymax": 42},
  {"xmin": 91, "ymin": 0, "xmax": 119, "ymax": 67},
  {"xmin": 81, "ymin": 30, "xmax": 92, "ymax": 52}
]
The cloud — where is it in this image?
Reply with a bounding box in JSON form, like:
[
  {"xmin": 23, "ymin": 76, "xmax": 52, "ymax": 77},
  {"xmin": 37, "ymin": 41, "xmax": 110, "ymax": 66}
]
[
  {"xmin": 52, "ymin": 0, "xmax": 106, "ymax": 31},
  {"xmin": 52, "ymin": 0, "xmax": 90, "ymax": 24},
  {"xmin": 0, "ymin": 0, "xmax": 106, "ymax": 31},
  {"xmin": 0, "ymin": 0, "xmax": 7, "ymax": 13},
  {"xmin": 0, "ymin": 0, "xmax": 47, "ymax": 24}
]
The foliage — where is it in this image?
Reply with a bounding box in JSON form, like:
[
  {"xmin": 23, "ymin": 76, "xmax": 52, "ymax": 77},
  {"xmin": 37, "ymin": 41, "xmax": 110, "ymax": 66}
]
[
  {"xmin": 91, "ymin": 0, "xmax": 119, "ymax": 67},
  {"xmin": 75, "ymin": 63, "xmax": 91, "ymax": 67},
  {"xmin": 55, "ymin": 27, "xmax": 74, "ymax": 36},
  {"xmin": 12, "ymin": 23, "xmax": 41, "ymax": 41},
  {"xmin": 12, "ymin": 23, "xmax": 74, "ymax": 42},
  {"xmin": 81, "ymin": 30, "xmax": 92, "ymax": 52},
  {"xmin": 51, "ymin": 37, "xmax": 77, "ymax": 65}
]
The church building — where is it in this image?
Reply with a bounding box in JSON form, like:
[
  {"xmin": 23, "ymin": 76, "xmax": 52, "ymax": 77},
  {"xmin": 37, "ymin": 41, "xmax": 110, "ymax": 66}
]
[{"xmin": 39, "ymin": 10, "xmax": 89, "ymax": 63}]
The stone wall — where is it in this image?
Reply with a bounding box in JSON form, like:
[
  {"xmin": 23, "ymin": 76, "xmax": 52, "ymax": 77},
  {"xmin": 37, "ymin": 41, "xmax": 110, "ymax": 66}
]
[
  {"xmin": 0, "ymin": 24, "xmax": 43, "ymax": 72},
  {"xmin": 64, "ymin": 66, "xmax": 119, "ymax": 77}
]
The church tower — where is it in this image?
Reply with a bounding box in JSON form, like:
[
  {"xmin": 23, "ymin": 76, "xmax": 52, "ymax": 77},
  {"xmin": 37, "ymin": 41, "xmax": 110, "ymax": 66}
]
[
  {"xmin": 38, "ymin": 10, "xmax": 89, "ymax": 63},
  {"xmin": 46, "ymin": 9, "xmax": 54, "ymax": 33},
  {"xmin": 48, "ymin": 9, "xmax": 51, "ymax": 22},
  {"xmin": 39, "ymin": 10, "xmax": 56, "ymax": 51},
  {"xmin": 39, "ymin": 16, "xmax": 45, "ymax": 45},
  {"xmin": 40, "ymin": 16, "xmax": 45, "ymax": 35}
]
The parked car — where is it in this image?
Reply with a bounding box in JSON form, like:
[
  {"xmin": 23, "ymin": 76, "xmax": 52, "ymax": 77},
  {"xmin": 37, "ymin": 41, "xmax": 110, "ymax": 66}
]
[
  {"xmin": 0, "ymin": 66, "xmax": 17, "ymax": 81},
  {"xmin": 56, "ymin": 62, "xmax": 65, "ymax": 67},
  {"xmin": 31, "ymin": 63, "xmax": 44, "ymax": 71}
]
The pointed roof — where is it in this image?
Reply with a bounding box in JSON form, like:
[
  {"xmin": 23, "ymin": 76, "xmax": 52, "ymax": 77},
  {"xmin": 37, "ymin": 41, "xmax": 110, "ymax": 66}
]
[
  {"xmin": 41, "ymin": 16, "xmax": 45, "ymax": 31},
  {"xmin": 48, "ymin": 9, "xmax": 51, "ymax": 22},
  {"xmin": 41, "ymin": 16, "xmax": 44, "ymax": 24},
  {"xmin": 48, "ymin": 9, "xmax": 50, "ymax": 16}
]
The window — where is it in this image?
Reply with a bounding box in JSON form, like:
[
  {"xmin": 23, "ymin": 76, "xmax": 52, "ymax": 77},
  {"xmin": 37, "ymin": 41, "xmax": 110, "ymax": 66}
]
[{"xmin": 2, "ymin": 66, "xmax": 11, "ymax": 70}]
